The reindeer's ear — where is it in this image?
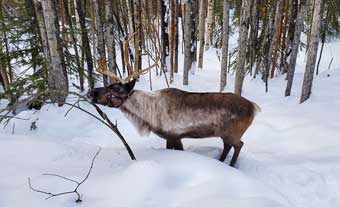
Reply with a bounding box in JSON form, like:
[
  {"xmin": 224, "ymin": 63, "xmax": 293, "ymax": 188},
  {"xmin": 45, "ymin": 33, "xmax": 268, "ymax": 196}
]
[{"xmin": 124, "ymin": 79, "xmax": 136, "ymax": 92}]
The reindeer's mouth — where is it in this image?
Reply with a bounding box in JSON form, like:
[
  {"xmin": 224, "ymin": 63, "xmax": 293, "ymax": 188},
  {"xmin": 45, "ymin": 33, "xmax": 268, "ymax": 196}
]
[{"xmin": 86, "ymin": 90, "xmax": 95, "ymax": 102}]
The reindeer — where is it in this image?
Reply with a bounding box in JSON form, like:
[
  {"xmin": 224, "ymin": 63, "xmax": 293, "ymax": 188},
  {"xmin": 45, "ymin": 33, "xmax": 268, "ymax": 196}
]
[{"xmin": 87, "ymin": 61, "xmax": 260, "ymax": 167}]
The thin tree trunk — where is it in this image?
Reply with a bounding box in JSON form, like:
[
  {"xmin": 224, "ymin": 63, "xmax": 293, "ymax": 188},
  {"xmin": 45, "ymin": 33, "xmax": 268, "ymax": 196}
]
[
  {"xmin": 285, "ymin": 0, "xmax": 306, "ymax": 96},
  {"xmin": 205, "ymin": 0, "xmax": 214, "ymax": 50},
  {"xmin": 220, "ymin": 0, "xmax": 229, "ymax": 91},
  {"xmin": 64, "ymin": 0, "xmax": 84, "ymax": 91},
  {"xmin": 316, "ymin": 0, "xmax": 327, "ymax": 75},
  {"xmin": 270, "ymin": 0, "xmax": 284, "ymax": 78},
  {"xmin": 234, "ymin": 0, "xmax": 251, "ymax": 95},
  {"xmin": 169, "ymin": 0, "xmax": 176, "ymax": 82},
  {"xmin": 300, "ymin": 0, "xmax": 322, "ymax": 103},
  {"xmin": 183, "ymin": 0, "xmax": 196, "ymax": 85},
  {"xmin": 104, "ymin": 0, "xmax": 117, "ymax": 80},
  {"xmin": 197, "ymin": 0, "xmax": 207, "ymax": 69},
  {"xmin": 76, "ymin": 0, "xmax": 94, "ymax": 89},
  {"xmin": 93, "ymin": 0, "xmax": 108, "ymax": 86},
  {"xmin": 134, "ymin": 0, "xmax": 142, "ymax": 73},
  {"xmin": 160, "ymin": 0, "xmax": 169, "ymax": 73},
  {"xmin": 174, "ymin": 0, "xmax": 179, "ymax": 74}
]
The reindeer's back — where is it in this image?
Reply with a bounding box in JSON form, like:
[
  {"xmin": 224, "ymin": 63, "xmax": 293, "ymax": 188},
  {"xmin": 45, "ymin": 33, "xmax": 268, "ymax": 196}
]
[{"xmin": 157, "ymin": 88, "xmax": 258, "ymax": 138}]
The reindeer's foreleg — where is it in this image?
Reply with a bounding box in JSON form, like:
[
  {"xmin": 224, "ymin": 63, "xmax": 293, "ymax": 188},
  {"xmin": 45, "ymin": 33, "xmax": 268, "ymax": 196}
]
[{"xmin": 166, "ymin": 139, "xmax": 184, "ymax": 150}]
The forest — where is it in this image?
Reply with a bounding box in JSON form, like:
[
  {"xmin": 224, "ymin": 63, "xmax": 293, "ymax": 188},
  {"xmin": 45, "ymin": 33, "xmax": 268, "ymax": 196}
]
[{"xmin": 1, "ymin": 0, "xmax": 340, "ymax": 207}]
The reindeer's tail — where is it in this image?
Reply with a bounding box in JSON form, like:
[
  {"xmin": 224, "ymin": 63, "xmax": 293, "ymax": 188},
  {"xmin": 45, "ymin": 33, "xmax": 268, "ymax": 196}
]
[{"xmin": 251, "ymin": 102, "xmax": 261, "ymax": 116}]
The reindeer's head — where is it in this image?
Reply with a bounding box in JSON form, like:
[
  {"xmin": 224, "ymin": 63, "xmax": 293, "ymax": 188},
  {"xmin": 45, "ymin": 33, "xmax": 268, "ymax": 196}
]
[{"xmin": 87, "ymin": 80, "xmax": 136, "ymax": 108}]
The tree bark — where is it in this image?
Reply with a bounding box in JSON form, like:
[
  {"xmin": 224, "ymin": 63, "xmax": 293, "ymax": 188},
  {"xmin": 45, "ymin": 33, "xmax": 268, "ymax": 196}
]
[
  {"xmin": 234, "ymin": 0, "xmax": 251, "ymax": 95},
  {"xmin": 169, "ymin": 0, "xmax": 176, "ymax": 82},
  {"xmin": 93, "ymin": 0, "xmax": 108, "ymax": 86},
  {"xmin": 183, "ymin": 0, "xmax": 196, "ymax": 85},
  {"xmin": 76, "ymin": 0, "xmax": 94, "ymax": 89},
  {"xmin": 300, "ymin": 0, "xmax": 322, "ymax": 103},
  {"xmin": 160, "ymin": 0, "xmax": 169, "ymax": 73},
  {"xmin": 220, "ymin": 0, "xmax": 229, "ymax": 91},
  {"xmin": 197, "ymin": 0, "xmax": 206, "ymax": 69},
  {"xmin": 40, "ymin": 0, "xmax": 68, "ymax": 104},
  {"xmin": 64, "ymin": 0, "xmax": 84, "ymax": 91},
  {"xmin": 270, "ymin": 0, "xmax": 284, "ymax": 78},
  {"xmin": 104, "ymin": 0, "xmax": 117, "ymax": 81},
  {"xmin": 285, "ymin": 0, "xmax": 306, "ymax": 96},
  {"xmin": 205, "ymin": 0, "xmax": 214, "ymax": 50},
  {"xmin": 134, "ymin": 0, "xmax": 142, "ymax": 73}
]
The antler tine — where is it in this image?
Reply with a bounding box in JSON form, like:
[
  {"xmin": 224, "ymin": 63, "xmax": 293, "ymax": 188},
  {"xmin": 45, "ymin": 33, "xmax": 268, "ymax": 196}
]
[
  {"xmin": 96, "ymin": 58, "xmax": 123, "ymax": 83},
  {"xmin": 123, "ymin": 54, "xmax": 160, "ymax": 82}
]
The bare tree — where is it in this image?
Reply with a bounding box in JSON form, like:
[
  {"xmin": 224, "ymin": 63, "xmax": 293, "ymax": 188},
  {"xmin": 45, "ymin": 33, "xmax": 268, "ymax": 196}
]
[
  {"xmin": 183, "ymin": 0, "xmax": 197, "ymax": 85},
  {"xmin": 197, "ymin": 0, "xmax": 206, "ymax": 69},
  {"xmin": 40, "ymin": 0, "xmax": 68, "ymax": 104},
  {"xmin": 285, "ymin": 0, "xmax": 307, "ymax": 96},
  {"xmin": 300, "ymin": 0, "xmax": 322, "ymax": 103},
  {"xmin": 205, "ymin": 0, "xmax": 214, "ymax": 50},
  {"xmin": 220, "ymin": 0, "xmax": 230, "ymax": 91},
  {"xmin": 234, "ymin": 0, "xmax": 251, "ymax": 95}
]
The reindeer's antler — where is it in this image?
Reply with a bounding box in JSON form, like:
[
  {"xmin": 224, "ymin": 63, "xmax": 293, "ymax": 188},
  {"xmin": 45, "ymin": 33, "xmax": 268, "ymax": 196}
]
[
  {"xmin": 96, "ymin": 27, "xmax": 160, "ymax": 84},
  {"xmin": 96, "ymin": 58, "xmax": 122, "ymax": 83}
]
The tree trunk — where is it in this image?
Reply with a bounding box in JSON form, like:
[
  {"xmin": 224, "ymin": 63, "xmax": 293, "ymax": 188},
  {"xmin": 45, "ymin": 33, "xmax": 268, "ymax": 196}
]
[
  {"xmin": 40, "ymin": 0, "xmax": 68, "ymax": 105},
  {"xmin": 174, "ymin": 0, "xmax": 179, "ymax": 74},
  {"xmin": 270, "ymin": 0, "xmax": 284, "ymax": 78},
  {"xmin": 285, "ymin": 0, "xmax": 306, "ymax": 96},
  {"xmin": 160, "ymin": 0, "xmax": 169, "ymax": 73},
  {"xmin": 220, "ymin": 0, "xmax": 229, "ymax": 91},
  {"xmin": 205, "ymin": 0, "xmax": 214, "ymax": 50},
  {"xmin": 169, "ymin": 0, "xmax": 176, "ymax": 82},
  {"xmin": 234, "ymin": 0, "xmax": 251, "ymax": 95},
  {"xmin": 183, "ymin": 0, "xmax": 196, "ymax": 85},
  {"xmin": 104, "ymin": 0, "xmax": 117, "ymax": 80},
  {"xmin": 93, "ymin": 0, "xmax": 108, "ymax": 86},
  {"xmin": 197, "ymin": 0, "xmax": 206, "ymax": 69},
  {"xmin": 64, "ymin": 0, "xmax": 84, "ymax": 91},
  {"xmin": 300, "ymin": 0, "xmax": 322, "ymax": 103},
  {"xmin": 134, "ymin": 0, "xmax": 142, "ymax": 73}
]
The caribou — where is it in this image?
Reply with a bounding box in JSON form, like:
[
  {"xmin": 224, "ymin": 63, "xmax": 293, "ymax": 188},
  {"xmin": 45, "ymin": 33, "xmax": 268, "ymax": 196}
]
[{"xmin": 87, "ymin": 60, "xmax": 260, "ymax": 167}]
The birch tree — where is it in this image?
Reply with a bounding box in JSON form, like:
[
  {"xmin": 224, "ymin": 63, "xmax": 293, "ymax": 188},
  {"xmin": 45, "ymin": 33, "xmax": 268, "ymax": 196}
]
[
  {"xmin": 300, "ymin": 0, "xmax": 323, "ymax": 103},
  {"xmin": 205, "ymin": 0, "xmax": 214, "ymax": 50}
]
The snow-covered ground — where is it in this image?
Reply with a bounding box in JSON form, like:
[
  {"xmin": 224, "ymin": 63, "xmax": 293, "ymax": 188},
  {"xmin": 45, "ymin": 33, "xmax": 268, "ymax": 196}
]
[{"xmin": 1, "ymin": 40, "xmax": 340, "ymax": 207}]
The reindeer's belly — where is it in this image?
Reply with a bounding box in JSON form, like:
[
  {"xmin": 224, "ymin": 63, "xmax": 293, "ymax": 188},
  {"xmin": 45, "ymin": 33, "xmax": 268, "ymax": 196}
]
[{"xmin": 153, "ymin": 124, "xmax": 220, "ymax": 139}]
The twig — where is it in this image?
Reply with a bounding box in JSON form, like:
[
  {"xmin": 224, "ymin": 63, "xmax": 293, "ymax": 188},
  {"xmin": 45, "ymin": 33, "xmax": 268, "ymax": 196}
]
[{"xmin": 28, "ymin": 148, "xmax": 101, "ymax": 203}]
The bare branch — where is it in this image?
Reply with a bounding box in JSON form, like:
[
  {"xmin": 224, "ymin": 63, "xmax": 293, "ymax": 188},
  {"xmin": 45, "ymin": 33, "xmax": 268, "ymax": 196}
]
[{"xmin": 28, "ymin": 148, "xmax": 102, "ymax": 203}]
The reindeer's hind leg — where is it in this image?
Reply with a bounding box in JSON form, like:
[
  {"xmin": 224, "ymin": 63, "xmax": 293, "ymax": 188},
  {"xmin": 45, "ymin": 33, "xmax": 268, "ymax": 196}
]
[
  {"xmin": 219, "ymin": 139, "xmax": 232, "ymax": 162},
  {"xmin": 174, "ymin": 139, "xmax": 184, "ymax": 150},
  {"xmin": 229, "ymin": 141, "xmax": 244, "ymax": 167},
  {"xmin": 166, "ymin": 140, "xmax": 175, "ymax": 149}
]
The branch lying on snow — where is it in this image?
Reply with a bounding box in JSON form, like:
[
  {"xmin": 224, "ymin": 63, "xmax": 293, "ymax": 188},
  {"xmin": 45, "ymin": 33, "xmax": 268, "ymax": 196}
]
[{"xmin": 28, "ymin": 148, "xmax": 101, "ymax": 203}]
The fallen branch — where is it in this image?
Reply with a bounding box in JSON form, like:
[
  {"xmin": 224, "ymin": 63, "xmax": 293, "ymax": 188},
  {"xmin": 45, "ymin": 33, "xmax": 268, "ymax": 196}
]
[{"xmin": 28, "ymin": 148, "xmax": 101, "ymax": 203}]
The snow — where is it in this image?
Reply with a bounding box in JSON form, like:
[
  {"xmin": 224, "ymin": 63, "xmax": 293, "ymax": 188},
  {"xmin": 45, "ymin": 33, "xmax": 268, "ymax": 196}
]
[{"xmin": 1, "ymin": 38, "xmax": 340, "ymax": 206}]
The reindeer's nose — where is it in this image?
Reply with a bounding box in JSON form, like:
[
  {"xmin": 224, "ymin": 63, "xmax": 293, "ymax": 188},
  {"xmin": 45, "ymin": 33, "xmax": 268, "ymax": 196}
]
[{"xmin": 86, "ymin": 90, "xmax": 94, "ymax": 100}]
